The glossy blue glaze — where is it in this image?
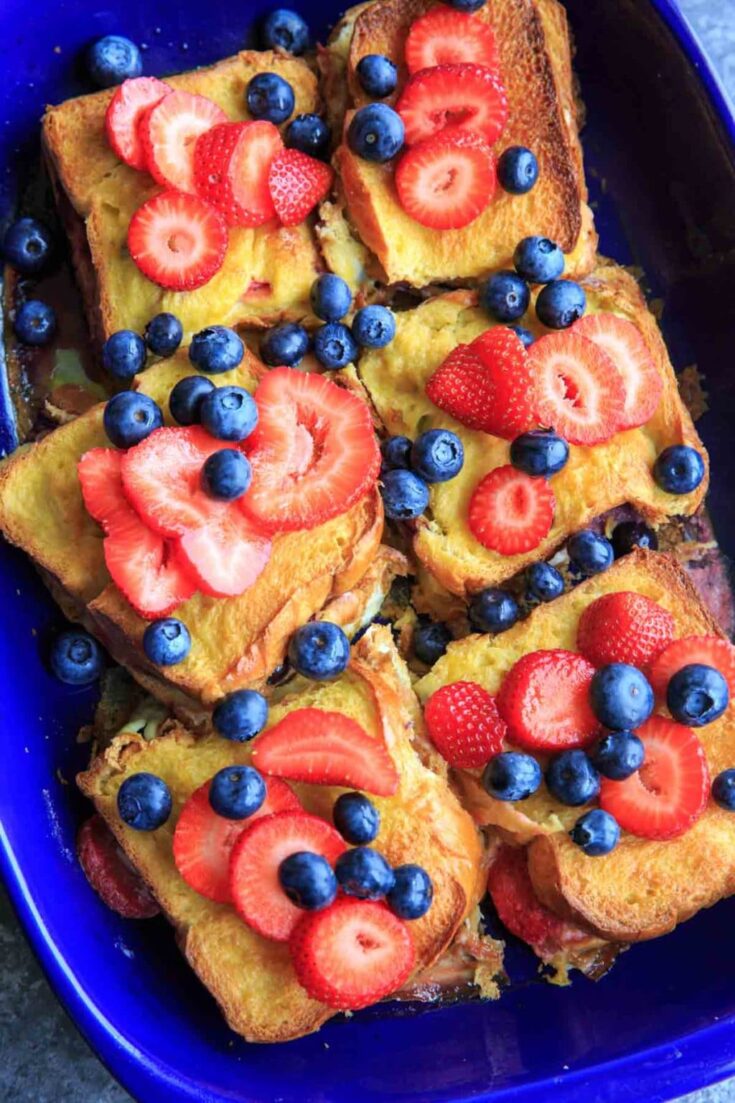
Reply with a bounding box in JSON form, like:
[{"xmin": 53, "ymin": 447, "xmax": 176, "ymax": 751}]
[{"xmin": 1, "ymin": 1, "xmax": 735, "ymax": 1100}]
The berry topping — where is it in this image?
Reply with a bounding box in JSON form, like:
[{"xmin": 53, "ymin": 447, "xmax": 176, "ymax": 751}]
[
  {"xmin": 513, "ymin": 236, "xmax": 565, "ymax": 284},
  {"xmin": 335, "ymin": 847, "xmax": 395, "ymax": 900},
  {"xmin": 590, "ymin": 730, "xmax": 645, "ymax": 781},
  {"xmin": 77, "ymin": 815, "xmax": 160, "ymax": 918},
  {"xmin": 386, "ymin": 865, "xmax": 433, "ymax": 920},
  {"xmin": 468, "ymin": 587, "xmax": 520, "ymax": 634},
  {"xmin": 535, "ymin": 279, "xmax": 587, "ymax": 329},
  {"xmin": 347, "ymin": 104, "xmax": 405, "ymax": 163},
  {"xmin": 209, "ymin": 765, "xmax": 266, "ymax": 820},
  {"xmin": 145, "ymin": 312, "xmax": 183, "ymax": 357},
  {"xmin": 567, "ymin": 530, "xmax": 614, "ymax": 576},
  {"xmin": 648, "ymin": 635, "xmax": 735, "ymax": 700},
  {"xmin": 333, "ymin": 793, "xmax": 380, "ymax": 845},
  {"xmin": 569, "ymin": 809, "xmax": 620, "ymax": 856},
  {"xmin": 356, "ymin": 54, "xmax": 398, "ymax": 98},
  {"xmin": 526, "ymin": 561, "xmax": 564, "ymax": 603},
  {"xmin": 611, "ymin": 519, "xmax": 658, "ymax": 557},
  {"xmin": 128, "ymin": 191, "xmax": 228, "ymax": 291},
  {"xmin": 577, "ymin": 591, "xmax": 676, "ymax": 669},
  {"xmin": 510, "ymin": 430, "xmax": 569, "ymax": 478},
  {"xmin": 545, "ymin": 749, "xmax": 600, "ymax": 807},
  {"xmin": 261, "ymin": 8, "xmax": 310, "ymax": 54},
  {"xmin": 667, "ymin": 663, "xmax": 729, "ymax": 727},
  {"xmin": 424, "ymin": 681, "xmax": 506, "ymax": 768},
  {"xmin": 288, "ymin": 621, "xmax": 350, "ymax": 681},
  {"xmin": 2, "ymin": 217, "xmax": 54, "ymax": 276},
  {"xmin": 713, "ymin": 769, "xmax": 735, "ymax": 811},
  {"xmin": 13, "ymin": 300, "xmax": 56, "ymax": 346},
  {"xmin": 530, "ymin": 331, "xmax": 626, "ymax": 445},
  {"xmin": 177, "ymin": 507, "xmax": 272, "ymax": 598},
  {"xmin": 260, "ymin": 322, "xmax": 309, "ymax": 367},
  {"xmin": 589, "ymin": 663, "xmax": 654, "ymax": 731},
  {"xmin": 410, "ymin": 428, "xmax": 464, "ymax": 483},
  {"xmin": 396, "ymin": 63, "xmax": 508, "ymax": 146},
  {"xmin": 87, "ymin": 34, "xmax": 142, "ymax": 89},
  {"xmin": 313, "ymin": 322, "xmax": 358, "ymax": 368},
  {"xmin": 117, "ymin": 772, "xmax": 172, "ymax": 831},
  {"xmin": 352, "ymin": 305, "xmax": 396, "ymax": 349},
  {"xmin": 105, "ymin": 77, "xmax": 171, "ymax": 170},
  {"xmin": 573, "ymin": 313, "xmax": 663, "ymax": 430},
  {"xmin": 653, "ymin": 444, "xmax": 706, "ymax": 495},
  {"xmin": 468, "ymin": 466, "xmax": 555, "ymax": 555},
  {"xmin": 480, "ymin": 272, "xmax": 531, "ymax": 323},
  {"xmin": 279, "ymin": 852, "xmax": 338, "ymax": 910},
  {"xmin": 200, "ymin": 385, "xmax": 258, "ymax": 442},
  {"xmin": 497, "ymin": 649, "xmax": 599, "ymax": 751},
  {"xmin": 169, "ymin": 376, "xmax": 216, "ymax": 426},
  {"xmin": 285, "ymin": 113, "xmax": 331, "ymax": 159},
  {"xmin": 395, "ymin": 129, "xmax": 496, "ymax": 231},
  {"xmin": 488, "ymin": 845, "xmax": 589, "ymax": 956},
  {"xmin": 405, "ymin": 5, "xmax": 499, "ymax": 74},
  {"xmin": 143, "ymin": 618, "xmax": 191, "ymax": 666},
  {"xmin": 413, "ymin": 619, "xmax": 451, "ymax": 665},
  {"xmin": 381, "ymin": 468, "xmax": 430, "ymax": 520},
  {"xmin": 194, "ymin": 120, "xmax": 282, "ymax": 227},
  {"xmin": 246, "ymin": 72, "xmax": 295, "ymax": 125},
  {"xmin": 482, "ymin": 751, "xmax": 542, "ymax": 802},
  {"xmin": 49, "ymin": 629, "xmax": 104, "ymax": 686},
  {"xmin": 201, "ymin": 449, "xmax": 252, "ymax": 500},
  {"xmin": 497, "ymin": 146, "xmax": 539, "ymax": 194},
  {"xmin": 311, "ymin": 274, "xmax": 352, "ymax": 322},
  {"xmin": 189, "ymin": 325, "xmax": 244, "ymax": 374},
  {"xmin": 102, "ymin": 330, "xmax": 146, "ymax": 380},
  {"xmin": 268, "ymin": 148, "xmax": 334, "ymax": 226},
  {"xmin": 141, "ymin": 90, "xmax": 227, "ymax": 193},
  {"xmin": 212, "ymin": 689, "xmax": 268, "ymax": 743}
]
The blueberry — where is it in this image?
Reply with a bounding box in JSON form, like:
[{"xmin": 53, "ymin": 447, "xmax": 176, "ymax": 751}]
[
  {"xmin": 347, "ymin": 103, "xmax": 405, "ymax": 163},
  {"xmin": 546, "ymin": 750, "xmax": 600, "ymax": 807},
  {"xmin": 103, "ymin": 391, "xmax": 163, "ymax": 448},
  {"xmin": 335, "ymin": 847, "xmax": 395, "ymax": 899},
  {"xmin": 352, "ymin": 304, "xmax": 396, "ymax": 349},
  {"xmin": 13, "ymin": 300, "xmax": 56, "ymax": 346},
  {"xmin": 590, "ymin": 730, "xmax": 645, "ymax": 781},
  {"xmin": 200, "ymin": 385, "xmax": 259, "ymax": 442},
  {"xmin": 611, "ymin": 520, "xmax": 658, "ymax": 558},
  {"xmin": 536, "ymin": 279, "xmax": 587, "ymax": 329},
  {"xmin": 386, "ymin": 864, "xmax": 433, "ymax": 919},
  {"xmin": 653, "ymin": 445, "xmax": 706, "ymax": 495},
  {"xmin": 446, "ymin": 0, "xmax": 486, "ymax": 12},
  {"xmin": 209, "ymin": 765, "xmax": 266, "ymax": 820},
  {"xmin": 310, "ymin": 273, "xmax": 352, "ymax": 322},
  {"xmin": 2, "ymin": 217, "xmax": 54, "ymax": 275},
  {"xmin": 510, "ymin": 325, "xmax": 535, "ymax": 349},
  {"xmin": 414, "ymin": 619, "xmax": 451, "ymax": 665},
  {"xmin": 142, "ymin": 618, "xmax": 191, "ymax": 666},
  {"xmin": 49, "ymin": 630, "xmax": 104, "ymax": 685},
  {"xmin": 117, "ymin": 772, "xmax": 172, "ymax": 831},
  {"xmin": 712, "ymin": 769, "xmax": 735, "ymax": 811},
  {"xmin": 260, "ymin": 322, "xmax": 309, "ymax": 367},
  {"xmin": 246, "ymin": 72, "xmax": 295, "ymax": 124},
  {"xmin": 356, "ymin": 54, "xmax": 398, "ymax": 98},
  {"xmin": 285, "ymin": 113, "xmax": 331, "ymax": 159},
  {"xmin": 380, "ymin": 468, "xmax": 430, "ymax": 520},
  {"xmin": 510, "ymin": 429, "xmax": 569, "ymax": 478},
  {"xmin": 102, "ymin": 329, "xmax": 146, "ymax": 379},
  {"xmin": 514, "ymin": 236, "xmax": 565, "ymax": 284},
  {"xmin": 497, "ymin": 146, "xmax": 539, "ymax": 194},
  {"xmin": 567, "ymin": 530, "xmax": 614, "ymax": 576},
  {"xmin": 468, "ymin": 588, "xmax": 520, "ymax": 634},
  {"xmin": 333, "ymin": 792, "xmax": 381, "ymax": 844},
  {"xmin": 380, "ymin": 435, "xmax": 412, "ymax": 471},
  {"xmin": 288, "ymin": 621, "xmax": 350, "ymax": 680},
  {"xmin": 279, "ymin": 852, "xmax": 337, "ymax": 909},
  {"xmin": 261, "ymin": 8, "xmax": 309, "ymax": 54},
  {"xmin": 666, "ymin": 663, "xmax": 729, "ymax": 727},
  {"xmin": 313, "ymin": 322, "xmax": 358, "ymax": 368},
  {"xmin": 570, "ymin": 809, "xmax": 620, "ymax": 856},
  {"xmin": 144, "ymin": 313, "xmax": 183, "ymax": 357},
  {"xmin": 480, "ymin": 271, "xmax": 530, "ymax": 323},
  {"xmin": 212, "ymin": 689, "xmax": 268, "ymax": 742},
  {"xmin": 86, "ymin": 35, "xmax": 142, "ymax": 88},
  {"xmin": 482, "ymin": 752, "xmax": 542, "ymax": 801},
  {"xmin": 201, "ymin": 449, "xmax": 252, "ymax": 500},
  {"xmin": 189, "ymin": 326, "xmax": 244, "ymax": 374},
  {"xmin": 410, "ymin": 429, "xmax": 464, "ymax": 483},
  {"xmin": 526, "ymin": 561, "xmax": 564, "ymax": 603},
  {"xmin": 590, "ymin": 663, "xmax": 655, "ymax": 731},
  {"xmin": 169, "ymin": 375, "xmax": 215, "ymax": 426}
]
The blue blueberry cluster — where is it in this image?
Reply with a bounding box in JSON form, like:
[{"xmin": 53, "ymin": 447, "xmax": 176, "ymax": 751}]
[
  {"xmin": 3, "ymin": 217, "xmax": 59, "ymax": 349},
  {"xmin": 379, "ymin": 426, "xmax": 464, "ymax": 523}
]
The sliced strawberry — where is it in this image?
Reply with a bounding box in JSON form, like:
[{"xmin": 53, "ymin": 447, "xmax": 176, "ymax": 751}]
[
  {"xmin": 241, "ymin": 368, "xmax": 380, "ymax": 534},
  {"xmin": 395, "ymin": 130, "xmax": 495, "ymax": 231},
  {"xmin": 468, "ymin": 465, "xmax": 555, "ymax": 555},
  {"xmin": 128, "ymin": 190, "xmax": 228, "ymax": 292},
  {"xmin": 396, "ymin": 64, "xmax": 508, "ymax": 146},
  {"xmin": 251, "ymin": 708, "xmax": 400, "ymax": 797},
  {"xmin": 424, "ymin": 681, "xmax": 506, "ymax": 768},
  {"xmin": 194, "ymin": 120, "xmax": 282, "ymax": 227},
  {"xmin": 290, "ymin": 898, "xmax": 415, "ymax": 1009},
  {"xmin": 77, "ymin": 815, "xmax": 160, "ymax": 919},
  {"xmin": 141, "ymin": 90, "xmax": 227, "ymax": 193},
  {"xmin": 229, "ymin": 811, "xmax": 347, "ymax": 941},
  {"xmin": 497, "ymin": 649, "xmax": 600, "ymax": 751},
  {"xmin": 78, "ymin": 448, "xmax": 129, "ymax": 531},
  {"xmin": 105, "ymin": 77, "xmax": 172, "ymax": 171},
  {"xmin": 599, "ymin": 715, "xmax": 709, "ymax": 840},
  {"xmin": 577, "ymin": 591, "xmax": 676, "ymax": 670},
  {"xmin": 648, "ymin": 635, "xmax": 735, "ymax": 700},
  {"xmin": 268, "ymin": 148, "xmax": 335, "ymax": 228},
  {"xmin": 173, "ymin": 777, "xmax": 300, "ymax": 904},
  {"xmin": 530, "ymin": 331, "xmax": 627, "ymax": 445},
  {"xmin": 405, "ymin": 6, "xmax": 500, "ymax": 75},
  {"xmin": 177, "ymin": 508, "xmax": 272, "ymax": 598},
  {"xmin": 573, "ymin": 313, "xmax": 663, "ymax": 430}
]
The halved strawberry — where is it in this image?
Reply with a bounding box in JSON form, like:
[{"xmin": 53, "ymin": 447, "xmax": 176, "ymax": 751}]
[
  {"xmin": 577, "ymin": 591, "xmax": 676, "ymax": 670},
  {"xmin": 290, "ymin": 898, "xmax": 415, "ymax": 1009},
  {"xmin": 424, "ymin": 681, "xmax": 506, "ymax": 768},
  {"xmin": 530, "ymin": 331, "xmax": 627, "ymax": 445},
  {"xmin": 78, "ymin": 448, "xmax": 130, "ymax": 531},
  {"xmin": 648, "ymin": 635, "xmax": 735, "ymax": 699},
  {"xmin": 229, "ymin": 811, "xmax": 347, "ymax": 941},
  {"xmin": 573, "ymin": 313, "xmax": 663, "ymax": 431},
  {"xmin": 177, "ymin": 508, "xmax": 272, "ymax": 598},
  {"xmin": 396, "ymin": 64, "xmax": 508, "ymax": 146},
  {"xmin": 497, "ymin": 649, "xmax": 600, "ymax": 751},
  {"xmin": 128, "ymin": 191, "xmax": 228, "ymax": 292},
  {"xmin": 405, "ymin": 5, "xmax": 500, "ymax": 75},
  {"xmin": 241, "ymin": 368, "xmax": 380, "ymax": 534},
  {"xmin": 141, "ymin": 90, "xmax": 227, "ymax": 193},
  {"xmin": 194, "ymin": 120, "xmax": 282, "ymax": 227},
  {"xmin": 173, "ymin": 777, "xmax": 301, "ymax": 904},
  {"xmin": 268, "ymin": 148, "xmax": 335, "ymax": 227},
  {"xmin": 252, "ymin": 708, "xmax": 400, "ymax": 796},
  {"xmin": 468, "ymin": 466, "xmax": 555, "ymax": 555},
  {"xmin": 599, "ymin": 715, "xmax": 710, "ymax": 840},
  {"xmin": 105, "ymin": 77, "xmax": 171, "ymax": 171},
  {"xmin": 395, "ymin": 130, "xmax": 495, "ymax": 230},
  {"xmin": 77, "ymin": 815, "xmax": 160, "ymax": 919}
]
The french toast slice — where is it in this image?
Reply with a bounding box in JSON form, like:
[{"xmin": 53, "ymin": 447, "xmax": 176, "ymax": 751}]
[
  {"xmin": 42, "ymin": 51, "xmax": 325, "ymax": 344},
  {"xmin": 417, "ymin": 549, "xmax": 735, "ymax": 944},
  {"xmin": 319, "ymin": 0, "xmax": 597, "ymax": 291},
  {"xmin": 77, "ymin": 626, "xmax": 501, "ymax": 1043},
  {"xmin": 357, "ymin": 261, "xmax": 708, "ymax": 598}
]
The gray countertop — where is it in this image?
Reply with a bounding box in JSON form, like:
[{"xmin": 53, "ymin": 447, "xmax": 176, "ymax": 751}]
[{"xmin": 2, "ymin": 2, "xmax": 735, "ymax": 1101}]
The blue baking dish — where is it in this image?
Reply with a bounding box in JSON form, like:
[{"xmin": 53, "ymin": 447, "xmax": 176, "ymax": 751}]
[{"xmin": 1, "ymin": 1, "xmax": 735, "ymax": 1100}]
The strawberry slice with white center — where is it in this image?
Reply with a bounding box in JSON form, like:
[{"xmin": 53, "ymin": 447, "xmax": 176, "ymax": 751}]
[
  {"xmin": 647, "ymin": 635, "xmax": 735, "ymax": 699},
  {"xmin": 468, "ymin": 465, "xmax": 555, "ymax": 555},
  {"xmin": 141, "ymin": 90, "xmax": 227, "ymax": 193},
  {"xmin": 241, "ymin": 368, "xmax": 380, "ymax": 534},
  {"xmin": 530, "ymin": 331, "xmax": 627, "ymax": 445},
  {"xmin": 78, "ymin": 448, "xmax": 131, "ymax": 532},
  {"xmin": 194, "ymin": 120, "xmax": 282, "ymax": 227},
  {"xmin": 128, "ymin": 190, "xmax": 228, "ymax": 292},
  {"xmin": 229, "ymin": 811, "xmax": 347, "ymax": 941},
  {"xmin": 396, "ymin": 63, "xmax": 508, "ymax": 146},
  {"xmin": 177, "ymin": 507, "xmax": 273, "ymax": 598},
  {"xmin": 599, "ymin": 715, "xmax": 710, "ymax": 840},
  {"xmin": 105, "ymin": 77, "xmax": 172, "ymax": 171},
  {"xmin": 173, "ymin": 777, "xmax": 301, "ymax": 904},
  {"xmin": 405, "ymin": 6, "xmax": 500, "ymax": 75},
  {"xmin": 573, "ymin": 313, "xmax": 663, "ymax": 430},
  {"xmin": 395, "ymin": 130, "xmax": 496, "ymax": 231},
  {"xmin": 268, "ymin": 148, "xmax": 335, "ymax": 227}
]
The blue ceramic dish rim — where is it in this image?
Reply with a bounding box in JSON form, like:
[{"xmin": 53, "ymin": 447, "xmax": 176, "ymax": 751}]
[{"xmin": 2, "ymin": 1, "xmax": 735, "ymax": 1100}]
